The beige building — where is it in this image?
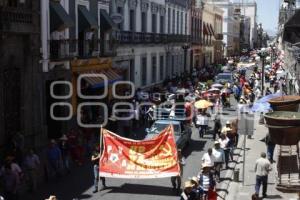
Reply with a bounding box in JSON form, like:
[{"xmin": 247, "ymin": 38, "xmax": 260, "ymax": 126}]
[
  {"xmin": 213, "ymin": 6, "xmax": 224, "ymax": 63},
  {"xmin": 202, "ymin": 2, "xmax": 224, "ymax": 65}
]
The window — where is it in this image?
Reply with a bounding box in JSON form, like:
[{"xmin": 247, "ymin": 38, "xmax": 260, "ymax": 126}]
[
  {"xmin": 152, "ymin": 14, "xmax": 157, "ymax": 33},
  {"xmin": 152, "ymin": 56, "xmax": 157, "ymax": 83},
  {"xmin": 180, "ymin": 12, "xmax": 183, "ymax": 34},
  {"xmin": 141, "ymin": 12, "xmax": 147, "ymax": 32},
  {"xmin": 129, "ymin": 59, "xmax": 135, "ymax": 82},
  {"xmin": 141, "ymin": 57, "xmax": 147, "ymax": 86},
  {"xmin": 177, "ymin": 11, "xmax": 179, "ymax": 34},
  {"xmin": 160, "ymin": 15, "xmax": 164, "ymax": 34},
  {"xmin": 171, "ymin": 55, "xmax": 175, "ymax": 75},
  {"xmin": 129, "ymin": 10, "xmax": 135, "ymax": 31},
  {"xmin": 185, "ymin": 13, "xmax": 187, "ymax": 35},
  {"xmin": 168, "ymin": 8, "xmax": 171, "ymax": 34},
  {"xmin": 172, "ymin": 10, "xmax": 175, "ymax": 34},
  {"xmin": 117, "ymin": 7, "xmax": 124, "ymax": 30},
  {"xmin": 200, "ymin": 19, "xmax": 202, "ymax": 42},
  {"xmin": 160, "ymin": 55, "xmax": 164, "ymax": 80}
]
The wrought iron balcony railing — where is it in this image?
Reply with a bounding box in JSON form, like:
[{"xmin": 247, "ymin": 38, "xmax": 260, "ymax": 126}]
[
  {"xmin": 215, "ymin": 34, "xmax": 223, "ymax": 41},
  {"xmin": 48, "ymin": 39, "xmax": 116, "ymax": 61},
  {"xmin": 116, "ymin": 31, "xmax": 191, "ymax": 44},
  {"xmin": 0, "ymin": 7, "xmax": 33, "ymax": 32}
]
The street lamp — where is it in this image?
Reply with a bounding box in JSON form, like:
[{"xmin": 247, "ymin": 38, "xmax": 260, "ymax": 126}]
[
  {"xmin": 182, "ymin": 43, "xmax": 190, "ymax": 73},
  {"xmin": 257, "ymin": 48, "xmax": 269, "ymax": 95}
]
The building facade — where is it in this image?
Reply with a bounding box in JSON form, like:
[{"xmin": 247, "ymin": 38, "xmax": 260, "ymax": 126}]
[
  {"xmin": 213, "ymin": 6, "xmax": 224, "ymax": 63},
  {"xmin": 0, "ymin": 0, "xmax": 41, "ymax": 150},
  {"xmin": 40, "ymin": 0, "xmax": 117, "ymax": 142},
  {"xmin": 190, "ymin": 0, "xmax": 203, "ymax": 69},
  {"xmin": 239, "ymin": 15, "xmax": 251, "ymax": 50},
  {"xmin": 202, "ymin": 3, "xmax": 215, "ymax": 64},
  {"xmin": 204, "ymin": 0, "xmax": 238, "ymax": 57},
  {"xmin": 233, "ymin": 0, "xmax": 257, "ymax": 49},
  {"xmin": 114, "ymin": 0, "xmax": 191, "ymax": 88}
]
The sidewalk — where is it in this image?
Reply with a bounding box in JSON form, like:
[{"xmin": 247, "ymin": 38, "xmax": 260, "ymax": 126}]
[{"xmin": 226, "ymin": 116, "xmax": 299, "ymax": 200}]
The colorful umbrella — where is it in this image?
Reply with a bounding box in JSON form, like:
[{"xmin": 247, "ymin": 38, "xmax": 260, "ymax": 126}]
[
  {"xmin": 208, "ymin": 88, "xmax": 220, "ymax": 92},
  {"xmin": 194, "ymin": 100, "xmax": 213, "ymax": 109},
  {"xmin": 251, "ymin": 102, "xmax": 271, "ymax": 112},
  {"xmin": 211, "ymin": 83, "xmax": 223, "ymax": 88}
]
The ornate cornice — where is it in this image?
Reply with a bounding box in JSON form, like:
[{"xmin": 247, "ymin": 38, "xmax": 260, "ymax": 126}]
[
  {"xmin": 141, "ymin": 0, "xmax": 149, "ymax": 12},
  {"xmin": 128, "ymin": 0, "xmax": 137, "ymax": 9},
  {"xmin": 116, "ymin": 0, "xmax": 126, "ymax": 7},
  {"xmin": 151, "ymin": 2, "xmax": 159, "ymax": 13},
  {"xmin": 159, "ymin": 5, "xmax": 166, "ymax": 16}
]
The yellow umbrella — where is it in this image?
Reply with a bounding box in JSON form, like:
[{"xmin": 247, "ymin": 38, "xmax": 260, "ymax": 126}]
[{"xmin": 194, "ymin": 100, "xmax": 213, "ymax": 109}]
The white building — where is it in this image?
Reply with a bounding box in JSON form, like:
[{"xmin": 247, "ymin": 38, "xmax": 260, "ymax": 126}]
[{"xmin": 113, "ymin": 0, "xmax": 191, "ymax": 88}]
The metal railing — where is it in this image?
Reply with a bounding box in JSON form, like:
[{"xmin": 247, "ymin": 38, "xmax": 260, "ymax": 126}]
[
  {"xmin": 117, "ymin": 31, "xmax": 191, "ymax": 44},
  {"xmin": 0, "ymin": 7, "xmax": 33, "ymax": 32},
  {"xmin": 215, "ymin": 33, "xmax": 223, "ymax": 41},
  {"xmin": 48, "ymin": 39, "xmax": 115, "ymax": 60}
]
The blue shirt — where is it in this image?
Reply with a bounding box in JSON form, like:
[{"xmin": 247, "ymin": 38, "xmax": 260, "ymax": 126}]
[{"xmin": 47, "ymin": 146, "xmax": 61, "ymax": 161}]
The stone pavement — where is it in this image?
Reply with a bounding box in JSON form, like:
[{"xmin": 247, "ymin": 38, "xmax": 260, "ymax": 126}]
[{"xmin": 226, "ymin": 116, "xmax": 299, "ymax": 200}]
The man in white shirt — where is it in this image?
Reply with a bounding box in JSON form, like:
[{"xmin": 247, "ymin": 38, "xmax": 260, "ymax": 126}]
[
  {"xmin": 213, "ymin": 141, "xmax": 225, "ymax": 182},
  {"xmin": 201, "ymin": 148, "xmax": 215, "ymax": 168},
  {"xmin": 218, "ymin": 134, "xmax": 230, "ymax": 169},
  {"xmin": 254, "ymin": 152, "xmax": 272, "ymax": 198}
]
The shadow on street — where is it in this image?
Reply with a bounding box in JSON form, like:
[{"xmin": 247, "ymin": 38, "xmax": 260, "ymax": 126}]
[{"xmin": 105, "ymin": 183, "xmax": 177, "ymax": 196}]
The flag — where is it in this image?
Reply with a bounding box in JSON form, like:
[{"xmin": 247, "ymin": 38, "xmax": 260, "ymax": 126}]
[{"xmin": 99, "ymin": 125, "xmax": 180, "ymax": 179}]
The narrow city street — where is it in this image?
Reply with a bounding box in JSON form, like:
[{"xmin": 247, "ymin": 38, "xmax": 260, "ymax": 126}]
[{"xmin": 24, "ymin": 106, "xmax": 238, "ymax": 200}]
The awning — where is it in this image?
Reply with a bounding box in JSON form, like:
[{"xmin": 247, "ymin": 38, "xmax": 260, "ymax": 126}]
[
  {"xmin": 209, "ymin": 24, "xmax": 215, "ymax": 36},
  {"xmin": 100, "ymin": 9, "xmax": 117, "ymax": 32},
  {"xmin": 50, "ymin": 1, "xmax": 74, "ymax": 32},
  {"xmin": 203, "ymin": 23, "xmax": 208, "ymax": 35},
  {"xmin": 207, "ymin": 24, "xmax": 213, "ymax": 36},
  {"xmin": 283, "ymin": 9, "xmax": 300, "ymax": 44},
  {"xmin": 82, "ymin": 69, "xmax": 122, "ymax": 89},
  {"xmin": 78, "ymin": 5, "xmax": 99, "ymax": 32}
]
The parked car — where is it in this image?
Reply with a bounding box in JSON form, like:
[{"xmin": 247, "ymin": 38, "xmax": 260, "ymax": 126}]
[
  {"xmin": 145, "ymin": 120, "xmax": 192, "ymax": 150},
  {"xmin": 215, "ymin": 72, "xmax": 234, "ymax": 85}
]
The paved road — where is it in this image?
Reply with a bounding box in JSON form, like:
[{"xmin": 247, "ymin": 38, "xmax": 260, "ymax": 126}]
[{"xmin": 25, "ymin": 105, "xmax": 238, "ymax": 200}]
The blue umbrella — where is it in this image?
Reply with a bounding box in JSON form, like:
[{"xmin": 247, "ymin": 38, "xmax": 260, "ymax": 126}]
[
  {"xmin": 251, "ymin": 102, "xmax": 271, "ymax": 112},
  {"xmin": 256, "ymin": 92, "xmax": 283, "ymax": 104}
]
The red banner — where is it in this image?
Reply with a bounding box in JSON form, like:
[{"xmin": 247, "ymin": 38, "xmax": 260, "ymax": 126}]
[{"xmin": 99, "ymin": 125, "xmax": 180, "ymax": 179}]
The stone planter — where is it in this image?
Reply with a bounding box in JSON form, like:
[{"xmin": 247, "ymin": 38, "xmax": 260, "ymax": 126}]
[
  {"xmin": 265, "ymin": 125, "xmax": 300, "ymax": 145},
  {"xmin": 268, "ymin": 96, "xmax": 300, "ymax": 112},
  {"xmin": 264, "ymin": 111, "xmax": 300, "ymax": 126}
]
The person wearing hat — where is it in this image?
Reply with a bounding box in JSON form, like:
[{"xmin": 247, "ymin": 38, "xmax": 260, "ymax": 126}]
[
  {"xmin": 197, "ymin": 163, "xmax": 216, "ymax": 199},
  {"xmin": 180, "ymin": 181, "xmax": 197, "ymax": 200},
  {"xmin": 213, "ymin": 141, "xmax": 225, "ymax": 182},
  {"xmin": 171, "ymin": 149, "xmax": 185, "ymax": 194},
  {"xmin": 218, "ymin": 134, "xmax": 230, "ymax": 169},
  {"xmin": 221, "ymin": 121, "xmax": 235, "ymax": 161}
]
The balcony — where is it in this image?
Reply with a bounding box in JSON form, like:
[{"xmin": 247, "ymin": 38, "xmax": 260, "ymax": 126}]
[
  {"xmin": 48, "ymin": 39, "xmax": 115, "ymax": 61},
  {"xmin": 0, "ymin": 7, "xmax": 34, "ymax": 33},
  {"xmin": 279, "ymin": 7, "xmax": 296, "ymax": 26},
  {"xmin": 215, "ymin": 34, "xmax": 223, "ymax": 40},
  {"xmin": 117, "ymin": 31, "xmax": 191, "ymax": 44}
]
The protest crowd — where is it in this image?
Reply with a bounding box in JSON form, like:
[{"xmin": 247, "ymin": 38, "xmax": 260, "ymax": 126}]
[{"xmin": 0, "ymin": 49, "xmax": 289, "ymax": 200}]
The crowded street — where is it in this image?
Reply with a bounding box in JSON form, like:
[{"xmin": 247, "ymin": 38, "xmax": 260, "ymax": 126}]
[{"xmin": 1, "ymin": 0, "xmax": 300, "ymax": 200}]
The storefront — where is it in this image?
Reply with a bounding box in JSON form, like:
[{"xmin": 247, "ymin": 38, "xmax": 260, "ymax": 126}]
[{"xmin": 71, "ymin": 58, "xmax": 122, "ymax": 115}]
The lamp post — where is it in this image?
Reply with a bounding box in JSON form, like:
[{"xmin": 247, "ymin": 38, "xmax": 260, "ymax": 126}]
[
  {"xmin": 257, "ymin": 48, "xmax": 269, "ymax": 96},
  {"xmin": 182, "ymin": 43, "xmax": 190, "ymax": 73}
]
